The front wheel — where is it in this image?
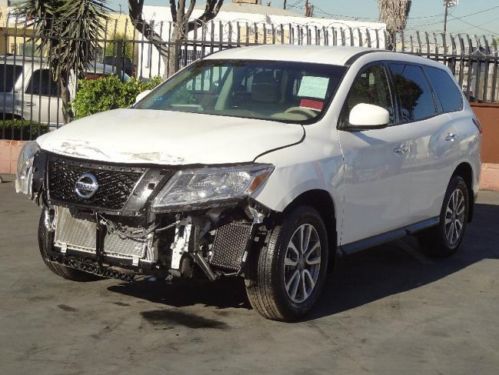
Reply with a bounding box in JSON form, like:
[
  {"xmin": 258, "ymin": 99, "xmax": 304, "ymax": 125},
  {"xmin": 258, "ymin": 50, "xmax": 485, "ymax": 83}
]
[
  {"xmin": 245, "ymin": 206, "xmax": 329, "ymax": 321},
  {"xmin": 418, "ymin": 176, "xmax": 469, "ymax": 257}
]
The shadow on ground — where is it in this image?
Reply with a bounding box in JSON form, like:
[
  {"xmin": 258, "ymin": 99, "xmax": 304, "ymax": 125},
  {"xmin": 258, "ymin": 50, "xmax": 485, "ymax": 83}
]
[{"xmin": 108, "ymin": 203, "xmax": 499, "ymax": 320}]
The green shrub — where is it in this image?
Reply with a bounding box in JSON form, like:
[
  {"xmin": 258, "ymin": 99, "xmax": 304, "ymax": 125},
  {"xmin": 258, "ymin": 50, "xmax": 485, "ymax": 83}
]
[
  {"xmin": 72, "ymin": 76, "xmax": 162, "ymax": 119},
  {"xmin": 0, "ymin": 120, "xmax": 48, "ymax": 140}
]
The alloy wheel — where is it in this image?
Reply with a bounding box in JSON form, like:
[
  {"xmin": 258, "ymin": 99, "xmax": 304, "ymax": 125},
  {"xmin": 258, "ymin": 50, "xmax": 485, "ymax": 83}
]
[
  {"xmin": 283, "ymin": 224, "xmax": 322, "ymax": 304},
  {"xmin": 444, "ymin": 188, "xmax": 466, "ymax": 248}
]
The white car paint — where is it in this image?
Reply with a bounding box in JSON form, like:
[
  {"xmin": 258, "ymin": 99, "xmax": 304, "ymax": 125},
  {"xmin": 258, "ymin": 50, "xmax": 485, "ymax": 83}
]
[
  {"xmin": 35, "ymin": 46, "xmax": 481, "ymax": 248},
  {"xmin": 37, "ymin": 108, "xmax": 304, "ymax": 165}
]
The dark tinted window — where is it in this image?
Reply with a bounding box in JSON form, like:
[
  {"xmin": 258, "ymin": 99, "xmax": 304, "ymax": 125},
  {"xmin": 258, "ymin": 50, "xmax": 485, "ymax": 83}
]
[
  {"xmin": 342, "ymin": 64, "xmax": 395, "ymax": 125},
  {"xmin": 0, "ymin": 64, "xmax": 23, "ymax": 92},
  {"xmin": 389, "ymin": 63, "xmax": 437, "ymax": 122},
  {"xmin": 424, "ymin": 66, "xmax": 463, "ymax": 113},
  {"xmin": 26, "ymin": 69, "xmax": 60, "ymax": 97}
]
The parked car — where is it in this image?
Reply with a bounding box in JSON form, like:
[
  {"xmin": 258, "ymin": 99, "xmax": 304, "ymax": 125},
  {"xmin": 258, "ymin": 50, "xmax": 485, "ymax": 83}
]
[
  {"xmin": 16, "ymin": 45, "xmax": 481, "ymax": 321},
  {"xmin": 102, "ymin": 56, "xmax": 136, "ymax": 77},
  {"xmin": 0, "ymin": 56, "xmax": 130, "ymax": 126}
]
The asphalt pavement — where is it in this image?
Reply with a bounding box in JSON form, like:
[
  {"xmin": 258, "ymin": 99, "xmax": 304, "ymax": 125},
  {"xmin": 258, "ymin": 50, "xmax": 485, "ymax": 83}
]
[{"xmin": 1, "ymin": 180, "xmax": 498, "ymax": 375}]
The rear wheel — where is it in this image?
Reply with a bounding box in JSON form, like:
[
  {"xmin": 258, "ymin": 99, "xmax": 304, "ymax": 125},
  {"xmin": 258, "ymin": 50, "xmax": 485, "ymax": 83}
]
[
  {"xmin": 418, "ymin": 176, "xmax": 469, "ymax": 257},
  {"xmin": 38, "ymin": 209, "xmax": 101, "ymax": 282},
  {"xmin": 245, "ymin": 206, "xmax": 329, "ymax": 321}
]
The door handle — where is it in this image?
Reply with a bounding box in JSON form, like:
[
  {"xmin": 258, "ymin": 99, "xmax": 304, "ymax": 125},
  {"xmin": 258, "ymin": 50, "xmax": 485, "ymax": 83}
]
[
  {"xmin": 445, "ymin": 133, "xmax": 456, "ymax": 142},
  {"xmin": 393, "ymin": 144, "xmax": 409, "ymax": 155}
]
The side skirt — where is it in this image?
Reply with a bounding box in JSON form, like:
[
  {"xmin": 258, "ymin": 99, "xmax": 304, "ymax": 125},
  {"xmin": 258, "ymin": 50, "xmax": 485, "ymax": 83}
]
[{"xmin": 338, "ymin": 217, "xmax": 439, "ymax": 256}]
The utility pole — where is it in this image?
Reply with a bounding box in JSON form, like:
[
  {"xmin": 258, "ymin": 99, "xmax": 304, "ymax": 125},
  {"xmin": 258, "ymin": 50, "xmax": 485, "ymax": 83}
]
[
  {"xmin": 305, "ymin": 0, "xmax": 314, "ymax": 17},
  {"xmin": 444, "ymin": 0, "xmax": 458, "ymax": 34}
]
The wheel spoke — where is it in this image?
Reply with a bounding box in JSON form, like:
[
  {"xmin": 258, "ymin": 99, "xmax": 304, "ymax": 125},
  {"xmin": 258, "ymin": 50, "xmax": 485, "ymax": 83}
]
[
  {"xmin": 303, "ymin": 269, "xmax": 316, "ymax": 291},
  {"xmin": 285, "ymin": 257, "xmax": 298, "ymax": 267},
  {"xmin": 306, "ymin": 255, "xmax": 321, "ymax": 266},
  {"xmin": 286, "ymin": 270, "xmax": 300, "ymax": 299},
  {"xmin": 447, "ymin": 222, "xmax": 454, "ymax": 242},
  {"xmin": 303, "ymin": 225, "xmax": 312, "ymax": 254},
  {"xmin": 287, "ymin": 241, "xmax": 300, "ymax": 259},
  {"xmin": 299, "ymin": 225, "xmax": 305, "ymax": 254},
  {"xmin": 300, "ymin": 271, "xmax": 308, "ymax": 300},
  {"xmin": 304, "ymin": 241, "xmax": 320, "ymax": 259}
]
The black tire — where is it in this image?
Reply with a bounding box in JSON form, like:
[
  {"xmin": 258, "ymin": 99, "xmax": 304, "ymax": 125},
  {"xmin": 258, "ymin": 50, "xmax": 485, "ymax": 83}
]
[
  {"xmin": 245, "ymin": 206, "xmax": 329, "ymax": 321},
  {"xmin": 418, "ymin": 176, "xmax": 469, "ymax": 258},
  {"xmin": 38, "ymin": 209, "xmax": 101, "ymax": 282}
]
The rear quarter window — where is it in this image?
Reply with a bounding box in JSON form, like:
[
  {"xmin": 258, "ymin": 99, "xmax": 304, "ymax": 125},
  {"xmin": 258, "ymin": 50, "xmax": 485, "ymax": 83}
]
[{"xmin": 424, "ymin": 66, "xmax": 463, "ymax": 113}]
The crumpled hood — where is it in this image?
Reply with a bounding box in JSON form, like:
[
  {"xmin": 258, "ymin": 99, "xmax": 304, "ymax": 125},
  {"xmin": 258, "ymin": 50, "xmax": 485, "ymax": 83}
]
[{"xmin": 37, "ymin": 109, "xmax": 304, "ymax": 165}]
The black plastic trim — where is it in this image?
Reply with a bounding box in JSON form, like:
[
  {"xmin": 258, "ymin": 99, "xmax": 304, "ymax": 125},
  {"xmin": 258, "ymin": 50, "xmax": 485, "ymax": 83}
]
[
  {"xmin": 339, "ymin": 217, "xmax": 439, "ymax": 256},
  {"xmin": 344, "ymin": 49, "xmax": 382, "ymax": 66}
]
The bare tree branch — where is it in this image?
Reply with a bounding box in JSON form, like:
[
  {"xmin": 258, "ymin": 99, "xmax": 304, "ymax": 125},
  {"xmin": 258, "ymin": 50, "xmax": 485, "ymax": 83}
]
[
  {"xmin": 128, "ymin": 0, "xmax": 225, "ymax": 75},
  {"xmin": 187, "ymin": 0, "xmax": 224, "ymax": 32},
  {"xmin": 128, "ymin": 0, "xmax": 169, "ymax": 57},
  {"xmin": 185, "ymin": 0, "xmax": 196, "ymax": 21},
  {"xmin": 169, "ymin": 0, "xmax": 177, "ymax": 22}
]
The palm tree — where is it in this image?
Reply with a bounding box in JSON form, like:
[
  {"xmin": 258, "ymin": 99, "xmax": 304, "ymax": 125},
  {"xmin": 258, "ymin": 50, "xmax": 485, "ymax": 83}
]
[
  {"xmin": 15, "ymin": 0, "xmax": 108, "ymax": 123},
  {"xmin": 378, "ymin": 0, "xmax": 412, "ymax": 49}
]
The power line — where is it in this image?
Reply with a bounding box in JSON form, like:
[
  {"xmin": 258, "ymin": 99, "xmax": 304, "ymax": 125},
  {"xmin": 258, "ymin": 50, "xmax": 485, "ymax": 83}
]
[
  {"xmin": 449, "ymin": 14, "xmax": 498, "ymax": 35},
  {"xmin": 313, "ymin": 5, "xmax": 377, "ymax": 22}
]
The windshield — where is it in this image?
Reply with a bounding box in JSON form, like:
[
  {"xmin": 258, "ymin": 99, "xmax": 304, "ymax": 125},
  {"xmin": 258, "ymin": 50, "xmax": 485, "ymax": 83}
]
[
  {"xmin": 0, "ymin": 64, "xmax": 23, "ymax": 92},
  {"xmin": 136, "ymin": 60, "xmax": 346, "ymax": 124}
]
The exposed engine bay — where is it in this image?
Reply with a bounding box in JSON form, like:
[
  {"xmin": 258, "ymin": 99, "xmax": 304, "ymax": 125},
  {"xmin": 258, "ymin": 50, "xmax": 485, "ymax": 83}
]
[{"xmin": 33, "ymin": 151, "xmax": 274, "ymax": 282}]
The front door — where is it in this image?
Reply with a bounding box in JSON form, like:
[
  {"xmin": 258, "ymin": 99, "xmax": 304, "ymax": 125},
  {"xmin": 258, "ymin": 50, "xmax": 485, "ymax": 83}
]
[{"xmin": 337, "ymin": 63, "xmax": 413, "ymax": 245}]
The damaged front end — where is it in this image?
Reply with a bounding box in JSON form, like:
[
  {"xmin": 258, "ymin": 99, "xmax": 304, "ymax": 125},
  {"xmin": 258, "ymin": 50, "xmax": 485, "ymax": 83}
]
[{"xmin": 20, "ymin": 148, "xmax": 275, "ymax": 283}]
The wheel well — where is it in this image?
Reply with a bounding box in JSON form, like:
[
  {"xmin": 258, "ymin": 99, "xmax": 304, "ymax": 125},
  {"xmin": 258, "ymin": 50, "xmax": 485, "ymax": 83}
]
[
  {"xmin": 452, "ymin": 162, "xmax": 474, "ymax": 222},
  {"xmin": 285, "ymin": 190, "xmax": 337, "ymax": 253}
]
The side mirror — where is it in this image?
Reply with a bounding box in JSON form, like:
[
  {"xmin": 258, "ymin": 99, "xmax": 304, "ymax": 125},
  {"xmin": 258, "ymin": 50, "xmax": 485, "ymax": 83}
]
[
  {"xmin": 348, "ymin": 103, "xmax": 390, "ymax": 129},
  {"xmin": 135, "ymin": 89, "xmax": 152, "ymax": 104}
]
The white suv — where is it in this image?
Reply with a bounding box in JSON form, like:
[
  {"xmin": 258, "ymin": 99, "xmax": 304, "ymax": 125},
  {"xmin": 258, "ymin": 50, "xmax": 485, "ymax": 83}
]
[{"xmin": 16, "ymin": 46, "xmax": 481, "ymax": 321}]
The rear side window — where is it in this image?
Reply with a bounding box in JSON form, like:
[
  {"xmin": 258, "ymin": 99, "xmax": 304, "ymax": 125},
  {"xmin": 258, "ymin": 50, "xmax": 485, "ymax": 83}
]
[
  {"xmin": 389, "ymin": 63, "xmax": 437, "ymax": 122},
  {"xmin": 26, "ymin": 69, "xmax": 60, "ymax": 97},
  {"xmin": 0, "ymin": 64, "xmax": 23, "ymax": 92},
  {"xmin": 424, "ymin": 67, "xmax": 463, "ymax": 113}
]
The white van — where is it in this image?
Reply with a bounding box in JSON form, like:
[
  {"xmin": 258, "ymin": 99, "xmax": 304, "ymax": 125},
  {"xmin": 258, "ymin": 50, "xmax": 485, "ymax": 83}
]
[{"xmin": 16, "ymin": 46, "xmax": 481, "ymax": 321}]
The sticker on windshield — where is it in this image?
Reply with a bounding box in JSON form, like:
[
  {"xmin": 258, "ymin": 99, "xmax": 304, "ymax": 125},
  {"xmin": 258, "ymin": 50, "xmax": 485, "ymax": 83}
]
[{"xmin": 298, "ymin": 76, "xmax": 329, "ymax": 99}]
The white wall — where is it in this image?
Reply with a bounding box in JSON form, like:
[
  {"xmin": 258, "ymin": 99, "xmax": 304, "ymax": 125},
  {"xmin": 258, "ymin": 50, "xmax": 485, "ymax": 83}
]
[{"xmin": 138, "ymin": 5, "xmax": 387, "ymax": 78}]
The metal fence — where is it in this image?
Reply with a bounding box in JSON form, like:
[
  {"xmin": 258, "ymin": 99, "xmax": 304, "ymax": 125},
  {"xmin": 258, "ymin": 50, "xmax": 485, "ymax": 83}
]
[{"xmin": 1, "ymin": 16, "xmax": 498, "ymax": 140}]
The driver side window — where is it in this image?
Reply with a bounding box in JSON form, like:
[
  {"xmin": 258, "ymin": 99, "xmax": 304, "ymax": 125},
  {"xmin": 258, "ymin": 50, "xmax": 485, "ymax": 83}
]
[{"xmin": 341, "ymin": 64, "xmax": 394, "ymax": 127}]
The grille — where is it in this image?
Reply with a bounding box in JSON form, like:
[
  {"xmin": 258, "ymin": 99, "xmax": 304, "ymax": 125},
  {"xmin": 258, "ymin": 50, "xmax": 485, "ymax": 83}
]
[
  {"xmin": 48, "ymin": 156, "xmax": 145, "ymax": 210},
  {"xmin": 210, "ymin": 222, "xmax": 253, "ymax": 271}
]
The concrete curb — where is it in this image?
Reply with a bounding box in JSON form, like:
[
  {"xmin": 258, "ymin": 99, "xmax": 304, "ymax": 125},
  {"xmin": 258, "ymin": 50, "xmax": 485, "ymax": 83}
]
[{"xmin": 480, "ymin": 163, "xmax": 499, "ymax": 192}]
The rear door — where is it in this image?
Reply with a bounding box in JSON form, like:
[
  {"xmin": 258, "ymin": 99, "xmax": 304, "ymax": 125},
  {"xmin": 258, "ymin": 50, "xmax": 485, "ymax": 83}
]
[
  {"xmin": 338, "ymin": 63, "xmax": 413, "ymax": 245},
  {"xmin": 23, "ymin": 69, "xmax": 63, "ymax": 126}
]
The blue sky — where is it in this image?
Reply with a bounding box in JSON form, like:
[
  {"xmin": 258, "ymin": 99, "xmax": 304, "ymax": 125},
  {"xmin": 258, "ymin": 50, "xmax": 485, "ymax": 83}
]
[{"xmin": 109, "ymin": 0, "xmax": 499, "ymax": 36}]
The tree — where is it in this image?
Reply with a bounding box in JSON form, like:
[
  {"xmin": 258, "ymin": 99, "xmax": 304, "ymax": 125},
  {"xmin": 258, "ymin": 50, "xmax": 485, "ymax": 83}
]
[
  {"xmin": 128, "ymin": 0, "xmax": 224, "ymax": 77},
  {"xmin": 15, "ymin": 0, "xmax": 108, "ymax": 123},
  {"xmin": 378, "ymin": 0, "xmax": 412, "ymax": 48}
]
